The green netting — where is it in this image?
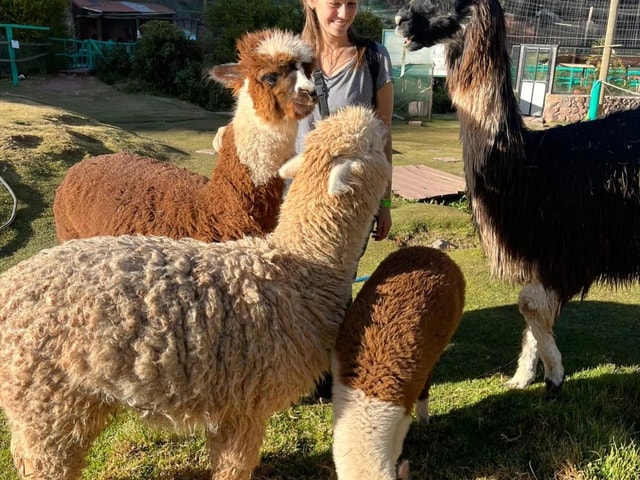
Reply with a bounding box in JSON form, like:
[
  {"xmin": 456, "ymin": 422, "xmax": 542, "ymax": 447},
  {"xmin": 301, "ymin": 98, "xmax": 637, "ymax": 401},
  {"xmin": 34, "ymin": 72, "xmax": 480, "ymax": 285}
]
[
  {"xmin": 392, "ymin": 64, "xmax": 434, "ymax": 119},
  {"xmin": 382, "ymin": 29, "xmax": 435, "ymax": 119}
]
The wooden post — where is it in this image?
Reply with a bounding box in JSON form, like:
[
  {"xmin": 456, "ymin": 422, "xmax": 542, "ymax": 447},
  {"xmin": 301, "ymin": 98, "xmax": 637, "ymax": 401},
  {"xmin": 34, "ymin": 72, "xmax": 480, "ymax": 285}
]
[{"xmin": 597, "ymin": 0, "xmax": 620, "ymax": 115}]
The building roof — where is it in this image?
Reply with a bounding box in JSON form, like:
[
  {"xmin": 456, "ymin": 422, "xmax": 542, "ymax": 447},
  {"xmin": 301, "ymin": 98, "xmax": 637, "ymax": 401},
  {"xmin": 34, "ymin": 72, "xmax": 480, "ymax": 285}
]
[{"xmin": 73, "ymin": 0, "xmax": 175, "ymax": 15}]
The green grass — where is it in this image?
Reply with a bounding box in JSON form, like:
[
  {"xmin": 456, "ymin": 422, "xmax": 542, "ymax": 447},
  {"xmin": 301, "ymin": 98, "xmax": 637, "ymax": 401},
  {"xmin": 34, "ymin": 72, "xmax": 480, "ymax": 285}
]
[{"xmin": 1, "ymin": 76, "xmax": 640, "ymax": 479}]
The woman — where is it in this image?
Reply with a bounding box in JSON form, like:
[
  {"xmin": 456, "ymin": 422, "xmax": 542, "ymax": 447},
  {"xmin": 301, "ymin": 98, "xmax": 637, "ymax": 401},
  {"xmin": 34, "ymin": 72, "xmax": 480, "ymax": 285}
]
[
  {"xmin": 298, "ymin": 0, "xmax": 395, "ymax": 402},
  {"xmin": 298, "ymin": 0, "xmax": 394, "ymax": 241}
]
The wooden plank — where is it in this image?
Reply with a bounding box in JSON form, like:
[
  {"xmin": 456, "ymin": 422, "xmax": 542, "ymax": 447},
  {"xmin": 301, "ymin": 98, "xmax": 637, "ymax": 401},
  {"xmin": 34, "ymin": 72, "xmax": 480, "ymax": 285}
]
[{"xmin": 392, "ymin": 165, "xmax": 465, "ymax": 201}]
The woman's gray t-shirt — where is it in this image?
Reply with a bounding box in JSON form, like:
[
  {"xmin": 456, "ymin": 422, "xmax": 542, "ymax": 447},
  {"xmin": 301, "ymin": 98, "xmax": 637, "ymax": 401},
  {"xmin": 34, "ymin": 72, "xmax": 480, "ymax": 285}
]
[{"xmin": 295, "ymin": 42, "xmax": 394, "ymax": 153}]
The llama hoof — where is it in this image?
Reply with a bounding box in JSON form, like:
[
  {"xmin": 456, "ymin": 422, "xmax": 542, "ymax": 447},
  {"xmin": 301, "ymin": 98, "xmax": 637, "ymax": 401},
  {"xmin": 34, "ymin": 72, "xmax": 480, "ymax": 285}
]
[
  {"xmin": 544, "ymin": 374, "xmax": 565, "ymax": 396},
  {"xmin": 504, "ymin": 375, "xmax": 534, "ymax": 390}
]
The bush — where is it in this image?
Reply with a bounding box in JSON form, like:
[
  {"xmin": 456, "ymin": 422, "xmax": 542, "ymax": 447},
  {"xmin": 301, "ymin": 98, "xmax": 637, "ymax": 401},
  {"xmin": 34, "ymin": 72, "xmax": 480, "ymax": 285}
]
[
  {"xmin": 0, "ymin": 0, "xmax": 68, "ymax": 38},
  {"xmin": 432, "ymin": 78, "xmax": 455, "ymax": 114},
  {"xmin": 203, "ymin": 0, "xmax": 302, "ymax": 65},
  {"xmin": 353, "ymin": 11, "xmax": 384, "ymax": 42},
  {"xmin": 96, "ymin": 45, "xmax": 132, "ymax": 85},
  {"xmin": 174, "ymin": 61, "xmax": 234, "ymax": 112},
  {"xmin": 132, "ymin": 21, "xmax": 203, "ymax": 97}
]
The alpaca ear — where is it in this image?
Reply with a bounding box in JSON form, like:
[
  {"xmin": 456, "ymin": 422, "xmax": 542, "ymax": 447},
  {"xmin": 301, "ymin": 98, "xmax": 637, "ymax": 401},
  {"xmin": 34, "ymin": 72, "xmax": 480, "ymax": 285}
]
[
  {"xmin": 209, "ymin": 63, "xmax": 244, "ymax": 90},
  {"xmin": 397, "ymin": 460, "xmax": 410, "ymax": 480},
  {"xmin": 279, "ymin": 154, "xmax": 304, "ymax": 179},
  {"xmin": 328, "ymin": 157, "xmax": 360, "ymax": 196}
]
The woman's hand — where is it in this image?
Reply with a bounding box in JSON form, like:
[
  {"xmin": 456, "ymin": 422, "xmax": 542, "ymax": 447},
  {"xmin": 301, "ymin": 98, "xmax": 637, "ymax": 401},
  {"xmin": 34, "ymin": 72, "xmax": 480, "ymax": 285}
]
[{"xmin": 373, "ymin": 206, "xmax": 392, "ymax": 241}]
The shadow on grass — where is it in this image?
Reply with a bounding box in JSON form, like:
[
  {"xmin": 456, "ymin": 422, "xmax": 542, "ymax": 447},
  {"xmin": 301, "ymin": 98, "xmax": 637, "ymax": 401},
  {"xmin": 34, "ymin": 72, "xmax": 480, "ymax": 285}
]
[
  {"xmin": 0, "ymin": 163, "xmax": 45, "ymax": 258},
  {"xmin": 403, "ymin": 372, "xmax": 640, "ymax": 479},
  {"xmin": 436, "ymin": 301, "xmax": 640, "ymax": 387},
  {"xmin": 255, "ymin": 450, "xmax": 335, "ymax": 480}
]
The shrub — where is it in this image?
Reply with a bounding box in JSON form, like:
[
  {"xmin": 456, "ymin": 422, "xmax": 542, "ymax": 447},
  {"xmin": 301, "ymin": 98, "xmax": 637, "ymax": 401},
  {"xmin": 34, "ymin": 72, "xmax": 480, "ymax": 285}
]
[
  {"xmin": 0, "ymin": 0, "xmax": 68, "ymax": 38},
  {"xmin": 132, "ymin": 21, "xmax": 203, "ymax": 97},
  {"xmin": 432, "ymin": 78, "xmax": 455, "ymax": 114},
  {"xmin": 203, "ymin": 0, "xmax": 302, "ymax": 65},
  {"xmin": 96, "ymin": 45, "xmax": 132, "ymax": 85}
]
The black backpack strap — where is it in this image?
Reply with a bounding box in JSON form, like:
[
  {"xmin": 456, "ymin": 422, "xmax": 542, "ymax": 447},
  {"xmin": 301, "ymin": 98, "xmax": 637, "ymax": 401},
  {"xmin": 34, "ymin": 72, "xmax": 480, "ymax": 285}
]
[
  {"xmin": 313, "ymin": 69, "xmax": 330, "ymax": 118},
  {"xmin": 364, "ymin": 40, "xmax": 380, "ymax": 109}
]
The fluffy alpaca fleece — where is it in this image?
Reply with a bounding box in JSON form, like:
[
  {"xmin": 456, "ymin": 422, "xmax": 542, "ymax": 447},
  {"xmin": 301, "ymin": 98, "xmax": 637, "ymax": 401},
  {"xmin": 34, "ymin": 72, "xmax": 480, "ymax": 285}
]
[
  {"xmin": 53, "ymin": 28, "xmax": 316, "ymax": 243},
  {"xmin": 0, "ymin": 105, "xmax": 390, "ymax": 480},
  {"xmin": 396, "ymin": 0, "xmax": 640, "ymax": 392},
  {"xmin": 332, "ymin": 246, "xmax": 465, "ymax": 480}
]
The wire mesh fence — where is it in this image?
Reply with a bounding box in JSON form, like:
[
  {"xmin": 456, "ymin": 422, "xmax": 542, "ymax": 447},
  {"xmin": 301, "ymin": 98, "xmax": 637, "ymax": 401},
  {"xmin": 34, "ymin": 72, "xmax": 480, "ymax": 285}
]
[{"xmin": 503, "ymin": 0, "xmax": 640, "ymax": 50}]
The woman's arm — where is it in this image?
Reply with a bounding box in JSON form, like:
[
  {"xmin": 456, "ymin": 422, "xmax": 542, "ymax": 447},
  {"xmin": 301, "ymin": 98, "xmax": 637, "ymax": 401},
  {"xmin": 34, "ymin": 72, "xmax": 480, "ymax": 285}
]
[{"xmin": 373, "ymin": 80, "xmax": 394, "ymax": 241}]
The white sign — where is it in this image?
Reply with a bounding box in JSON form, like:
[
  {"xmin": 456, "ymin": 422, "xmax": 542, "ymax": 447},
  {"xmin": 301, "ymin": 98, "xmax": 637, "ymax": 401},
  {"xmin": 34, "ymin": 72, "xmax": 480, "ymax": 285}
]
[{"xmin": 11, "ymin": 40, "xmax": 20, "ymax": 49}]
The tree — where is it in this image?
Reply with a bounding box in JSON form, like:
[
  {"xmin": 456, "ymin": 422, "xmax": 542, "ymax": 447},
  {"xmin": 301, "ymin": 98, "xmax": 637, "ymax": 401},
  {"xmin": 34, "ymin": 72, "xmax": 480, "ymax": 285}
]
[
  {"xmin": 203, "ymin": 0, "xmax": 302, "ymax": 65},
  {"xmin": 0, "ymin": 0, "xmax": 69, "ymax": 38},
  {"xmin": 132, "ymin": 20, "xmax": 203, "ymax": 96}
]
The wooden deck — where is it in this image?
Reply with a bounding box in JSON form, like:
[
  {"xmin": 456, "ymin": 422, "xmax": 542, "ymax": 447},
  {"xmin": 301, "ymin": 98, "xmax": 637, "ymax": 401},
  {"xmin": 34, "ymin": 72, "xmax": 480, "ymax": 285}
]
[
  {"xmin": 195, "ymin": 149, "xmax": 466, "ymax": 202},
  {"xmin": 392, "ymin": 165, "xmax": 466, "ymax": 201}
]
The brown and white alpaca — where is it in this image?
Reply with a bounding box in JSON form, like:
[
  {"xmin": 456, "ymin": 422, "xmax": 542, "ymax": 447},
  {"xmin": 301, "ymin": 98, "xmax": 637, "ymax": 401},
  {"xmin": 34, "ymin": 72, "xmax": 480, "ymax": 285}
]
[
  {"xmin": 395, "ymin": 0, "xmax": 640, "ymax": 393},
  {"xmin": 53, "ymin": 28, "xmax": 316, "ymax": 243},
  {"xmin": 0, "ymin": 105, "xmax": 390, "ymax": 480},
  {"xmin": 332, "ymin": 246, "xmax": 465, "ymax": 480}
]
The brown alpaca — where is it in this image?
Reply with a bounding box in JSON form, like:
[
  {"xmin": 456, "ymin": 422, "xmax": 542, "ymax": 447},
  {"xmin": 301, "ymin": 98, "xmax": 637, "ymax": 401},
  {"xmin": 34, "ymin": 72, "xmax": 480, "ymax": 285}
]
[
  {"xmin": 53, "ymin": 29, "xmax": 316, "ymax": 243},
  {"xmin": 332, "ymin": 246, "xmax": 465, "ymax": 480}
]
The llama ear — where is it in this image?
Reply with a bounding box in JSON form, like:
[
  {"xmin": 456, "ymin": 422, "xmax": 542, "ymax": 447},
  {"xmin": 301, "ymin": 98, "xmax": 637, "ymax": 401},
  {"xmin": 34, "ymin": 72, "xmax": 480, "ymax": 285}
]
[
  {"xmin": 209, "ymin": 63, "xmax": 244, "ymax": 89},
  {"xmin": 328, "ymin": 157, "xmax": 361, "ymax": 196},
  {"xmin": 279, "ymin": 154, "xmax": 304, "ymax": 179}
]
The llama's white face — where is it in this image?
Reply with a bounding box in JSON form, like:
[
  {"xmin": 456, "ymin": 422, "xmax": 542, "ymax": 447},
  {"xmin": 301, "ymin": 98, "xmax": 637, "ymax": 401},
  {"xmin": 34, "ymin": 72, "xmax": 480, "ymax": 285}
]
[{"xmin": 395, "ymin": 0, "xmax": 469, "ymax": 51}]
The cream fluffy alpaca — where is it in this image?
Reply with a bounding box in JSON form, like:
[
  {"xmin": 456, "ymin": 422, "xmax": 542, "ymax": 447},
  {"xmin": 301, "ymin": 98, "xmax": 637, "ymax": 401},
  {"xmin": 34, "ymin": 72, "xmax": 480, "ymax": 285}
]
[
  {"xmin": 332, "ymin": 247, "xmax": 465, "ymax": 480},
  {"xmin": 0, "ymin": 105, "xmax": 390, "ymax": 480}
]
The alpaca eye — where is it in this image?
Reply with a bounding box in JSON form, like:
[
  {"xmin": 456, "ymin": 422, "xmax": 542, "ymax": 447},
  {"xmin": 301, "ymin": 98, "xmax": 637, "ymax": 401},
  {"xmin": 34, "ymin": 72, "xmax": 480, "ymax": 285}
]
[{"xmin": 261, "ymin": 73, "xmax": 279, "ymax": 86}]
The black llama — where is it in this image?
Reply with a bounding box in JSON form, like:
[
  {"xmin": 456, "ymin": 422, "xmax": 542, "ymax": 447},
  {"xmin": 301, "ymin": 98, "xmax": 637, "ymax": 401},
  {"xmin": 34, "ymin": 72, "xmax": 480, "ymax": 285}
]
[{"xmin": 396, "ymin": 0, "xmax": 640, "ymax": 393}]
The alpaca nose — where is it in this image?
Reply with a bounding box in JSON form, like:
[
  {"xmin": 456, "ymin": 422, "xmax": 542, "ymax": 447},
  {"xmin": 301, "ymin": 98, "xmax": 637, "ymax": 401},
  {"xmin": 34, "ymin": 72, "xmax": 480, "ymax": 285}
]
[{"xmin": 296, "ymin": 70, "xmax": 316, "ymax": 96}]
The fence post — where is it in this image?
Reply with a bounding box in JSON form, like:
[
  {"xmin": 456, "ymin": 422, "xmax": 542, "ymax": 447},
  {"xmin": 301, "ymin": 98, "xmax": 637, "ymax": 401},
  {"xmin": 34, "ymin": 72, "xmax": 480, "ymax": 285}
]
[
  {"xmin": 588, "ymin": 80, "xmax": 602, "ymax": 120},
  {"xmin": 1, "ymin": 23, "xmax": 50, "ymax": 85},
  {"xmin": 5, "ymin": 26, "xmax": 20, "ymax": 86}
]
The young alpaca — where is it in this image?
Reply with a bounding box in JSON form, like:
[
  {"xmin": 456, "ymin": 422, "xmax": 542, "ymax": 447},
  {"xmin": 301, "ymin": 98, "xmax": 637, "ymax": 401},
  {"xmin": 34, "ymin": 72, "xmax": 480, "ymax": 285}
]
[
  {"xmin": 332, "ymin": 246, "xmax": 465, "ymax": 480},
  {"xmin": 0, "ymin": 105, "xmax": 390, "ymax": 480},
  {"xmin": 396, "ymin": 0, "xmax": 640, "ymax": 393},
  {"xmin": 53, "ymin": 28, "xmax": 316, "ymax": 243}
]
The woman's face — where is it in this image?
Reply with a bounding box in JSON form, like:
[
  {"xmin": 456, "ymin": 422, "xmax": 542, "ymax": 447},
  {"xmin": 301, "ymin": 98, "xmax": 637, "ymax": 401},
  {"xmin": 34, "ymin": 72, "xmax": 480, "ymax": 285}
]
[{"xmin": 311, "ymin": 0, "xmax": 359, "ymax": 39}]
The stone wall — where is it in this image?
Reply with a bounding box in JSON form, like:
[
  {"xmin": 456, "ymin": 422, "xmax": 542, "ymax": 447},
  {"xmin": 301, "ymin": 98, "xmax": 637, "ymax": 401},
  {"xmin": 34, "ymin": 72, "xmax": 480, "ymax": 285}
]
[{"xmin": 543, "ymin": 93, "xmax": 640, "ymax": 123}]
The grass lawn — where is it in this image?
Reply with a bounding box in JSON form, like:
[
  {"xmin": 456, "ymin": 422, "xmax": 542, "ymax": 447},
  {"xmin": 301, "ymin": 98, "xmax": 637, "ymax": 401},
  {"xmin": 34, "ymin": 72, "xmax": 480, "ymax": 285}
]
[{"xmin": 0, "ymin": 75, "xmax": 639, "ymax": 479}]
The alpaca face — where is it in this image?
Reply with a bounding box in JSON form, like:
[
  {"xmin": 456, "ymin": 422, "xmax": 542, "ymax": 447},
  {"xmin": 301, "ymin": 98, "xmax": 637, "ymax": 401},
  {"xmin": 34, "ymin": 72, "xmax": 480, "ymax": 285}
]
[
  {"xmin": 280, "ymin": 105, "xmax": 390, "ymax": 200},
  {"xmin": 395, "ymin": 0, "xmax": 470, "ymax": 51},
  {"xmin": 210, "ymin": 29, "xmax": 317, "ymax": 123}
]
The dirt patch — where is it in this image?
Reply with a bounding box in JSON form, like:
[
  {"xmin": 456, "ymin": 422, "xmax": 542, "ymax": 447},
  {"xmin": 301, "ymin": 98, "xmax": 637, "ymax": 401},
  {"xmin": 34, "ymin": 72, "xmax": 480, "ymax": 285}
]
[
  {"xmin": 21, "ymin": 75, "xmax": 112, "ymax": 95},
  {"xmin": 2, "ymin": 74, "xmax": 222, "ymax": 127}
]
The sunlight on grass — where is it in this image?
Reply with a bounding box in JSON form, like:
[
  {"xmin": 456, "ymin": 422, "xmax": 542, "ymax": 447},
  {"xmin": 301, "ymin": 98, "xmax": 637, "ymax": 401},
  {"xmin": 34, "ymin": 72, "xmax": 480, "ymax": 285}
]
[{"xmin": 1, "ymin": 81, "xmax": 640, "ymax": 479}]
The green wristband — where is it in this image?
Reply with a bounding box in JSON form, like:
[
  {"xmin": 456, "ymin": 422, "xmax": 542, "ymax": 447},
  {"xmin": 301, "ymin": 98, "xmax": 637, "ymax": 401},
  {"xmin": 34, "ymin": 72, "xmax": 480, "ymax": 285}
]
[{"xmin": 379, "ymin": 198, "xmax": 391, "ymax": 208}]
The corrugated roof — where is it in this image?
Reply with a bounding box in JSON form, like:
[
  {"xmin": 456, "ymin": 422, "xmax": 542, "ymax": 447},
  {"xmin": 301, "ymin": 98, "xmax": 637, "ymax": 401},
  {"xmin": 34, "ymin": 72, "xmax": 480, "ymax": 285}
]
[{"xmin": 74, "ymin": 0, "xmax": 175, "ymax": 15}]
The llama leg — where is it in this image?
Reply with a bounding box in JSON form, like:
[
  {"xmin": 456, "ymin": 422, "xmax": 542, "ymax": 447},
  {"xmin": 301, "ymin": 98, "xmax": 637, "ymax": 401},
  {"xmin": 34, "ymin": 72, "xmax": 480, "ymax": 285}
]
[
  {"xmin": 414, "ymin": 373, "xmax": 432, "ymax": 423},
  {"xmin": 206, "ymin": 417, "xmax": 267, "ymax": 480},
  {"xmin": 514, "ymin": 283, "xmax": 564, "ymax": 392},
  {"xmin": 7, "ymin": 396, "xmax": 115, "ymax": 480},
  {"xmin": 504, "ymin": 325, "xmax": 539, "ymax": 389}
]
